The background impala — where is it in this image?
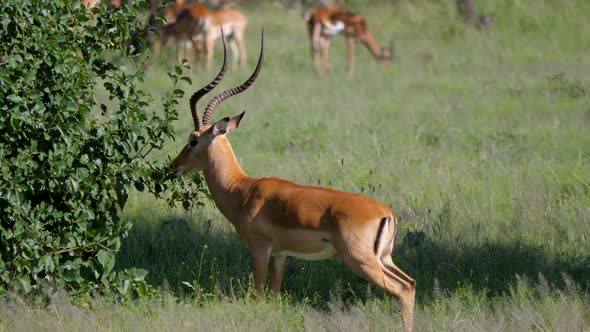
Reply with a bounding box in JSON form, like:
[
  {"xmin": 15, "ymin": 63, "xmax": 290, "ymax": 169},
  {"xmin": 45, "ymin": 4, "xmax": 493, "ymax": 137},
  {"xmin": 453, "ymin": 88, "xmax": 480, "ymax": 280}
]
[
  {"xmin": 197, "ymin": 8, "xmax": 248, "ymax": 70},
  {"xmin": 305, "ymin": 6, "xmax": 393, "ymax": 77},
  {"xmin": 153, "ymin": 4, "xmax": 210, "ymax": 64},
  {"xmin": 149, "ymin": 1, "xmax": 247, "ymax": 71}
]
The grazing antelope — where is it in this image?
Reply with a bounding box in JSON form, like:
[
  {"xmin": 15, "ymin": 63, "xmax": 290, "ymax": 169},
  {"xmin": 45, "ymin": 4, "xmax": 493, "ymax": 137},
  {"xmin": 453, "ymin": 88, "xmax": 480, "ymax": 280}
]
[
  {"xmin": 305, "ymin": 6, "xmax": 393, "ymax": 77},
  {"xmin": 153, "ymin": 5, "xmax": 210, "ymax": 64},
  {"xmin": 171, "ymin": 32, "xmax": 415, "ymax": 332},
  {"xmin": 200, "ymin": 9, "xmax": 248, "ymax": 71},
  {"xmin": 162, "ymin": 0, "xmax": 206, "ymax": 24}
]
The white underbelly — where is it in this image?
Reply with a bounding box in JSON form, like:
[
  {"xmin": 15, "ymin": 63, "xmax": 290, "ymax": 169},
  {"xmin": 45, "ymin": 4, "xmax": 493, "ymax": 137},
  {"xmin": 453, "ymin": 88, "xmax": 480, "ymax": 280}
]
[
  {"xmin": 273, "ymin": 244, "xmax": 337, "ymax": 261},
  {"xmin": 324, "ymin": 21, "xmax": 345, "ymax": 35},
  {"xmin": 210, "ymin": 24, "xmax": 235, "ymax": 40}
]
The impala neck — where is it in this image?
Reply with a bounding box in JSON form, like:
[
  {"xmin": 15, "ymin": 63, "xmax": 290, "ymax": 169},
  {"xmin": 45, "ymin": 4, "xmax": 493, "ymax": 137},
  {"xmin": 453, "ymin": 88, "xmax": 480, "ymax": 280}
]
[
  {"xmin": 360, "ymin": 31, "xmax": 385, "ymax": 60},
  {"xmin": 203, "ymin": 137, "xmax": 251, "ymax": 223}
]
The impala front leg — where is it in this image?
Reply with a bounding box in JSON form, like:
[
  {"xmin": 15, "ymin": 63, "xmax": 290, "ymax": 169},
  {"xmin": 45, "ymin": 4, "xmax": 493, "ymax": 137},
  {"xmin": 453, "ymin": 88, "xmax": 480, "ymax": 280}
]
[
  {"xmin": 177, "ymin": 39, "xmax": 186, "ymax": 64},
  {"xmin": 346, "ymin": 37, "xmax": 355, "ymax": 78},
  {"xmin": 314, "ymin": 45, "xmax": 323, "ymax": 77},
  {"xmin": 251, "ymin": 245, "xmax": 271, "ymax": 296},
  {"xmin": 269, "ymin": 255, "xmax": 286, "ymax": 296},
  {"xmin": 322, "ymin": 38, "xmax": 332, "ymax": 74},
  {"xmin": 191, "ymin": 34, "xmax": 204, "ymax": 67},
  {"xmin": 311, "ymin": 23, "xmax": 323, "ymax": 77}
]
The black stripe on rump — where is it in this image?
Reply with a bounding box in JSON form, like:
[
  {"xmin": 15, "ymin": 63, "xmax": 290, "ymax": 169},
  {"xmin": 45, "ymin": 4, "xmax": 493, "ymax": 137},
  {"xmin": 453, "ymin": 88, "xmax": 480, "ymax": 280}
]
[{"xmin": 374, "ymin": 216, "xmax": 389, "ymax": 255}]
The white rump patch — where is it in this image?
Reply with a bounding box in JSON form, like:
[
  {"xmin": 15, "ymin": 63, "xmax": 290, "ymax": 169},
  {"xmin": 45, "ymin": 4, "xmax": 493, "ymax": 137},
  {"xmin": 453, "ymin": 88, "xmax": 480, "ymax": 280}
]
[
  {"xmin": 323, "ymin": 21, "xmax": 345, "ymax": 35},
  {"xmin": 218, "ymin": 23, "xmax": 235, "ymax": 38}
]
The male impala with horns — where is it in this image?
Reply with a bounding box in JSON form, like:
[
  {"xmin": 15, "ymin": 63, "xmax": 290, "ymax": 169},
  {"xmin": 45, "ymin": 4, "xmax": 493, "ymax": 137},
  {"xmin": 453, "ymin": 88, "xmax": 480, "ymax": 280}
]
[{"xmin": 171, "ymin": 30, "xmax": 415, "ymax": 332}]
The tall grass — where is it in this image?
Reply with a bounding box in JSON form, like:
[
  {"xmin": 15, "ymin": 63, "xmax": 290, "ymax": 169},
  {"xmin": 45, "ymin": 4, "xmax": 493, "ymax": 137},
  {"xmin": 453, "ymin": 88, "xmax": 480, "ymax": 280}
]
[
  {"xmin": 1, "ymin": 281, "xmax": 587, "ymax": 331},
  {"xmin": 3, "ymin": 0, "xmax": 590, "ymax": 330}
]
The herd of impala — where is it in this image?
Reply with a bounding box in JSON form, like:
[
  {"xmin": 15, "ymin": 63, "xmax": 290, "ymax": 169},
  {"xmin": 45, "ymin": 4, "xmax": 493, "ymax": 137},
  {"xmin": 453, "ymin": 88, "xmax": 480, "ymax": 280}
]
[
  {"xmin": 85, "ymin": 0, "xmax": 394, "ymax": 77},
  {"xmin": 149, "ymin": 0, "xmax": 393, "ymax": 77},
  {"xmin": 84, "ymin": 0, "xmax": 414, "ymax": 330}
]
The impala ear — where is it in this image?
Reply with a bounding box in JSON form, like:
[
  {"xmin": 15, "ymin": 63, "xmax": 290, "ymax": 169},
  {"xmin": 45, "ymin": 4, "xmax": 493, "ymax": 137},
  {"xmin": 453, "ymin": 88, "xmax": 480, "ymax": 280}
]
[{"xmin": 212, "ymin": 111, "xmax": 246, "ymax": 136}]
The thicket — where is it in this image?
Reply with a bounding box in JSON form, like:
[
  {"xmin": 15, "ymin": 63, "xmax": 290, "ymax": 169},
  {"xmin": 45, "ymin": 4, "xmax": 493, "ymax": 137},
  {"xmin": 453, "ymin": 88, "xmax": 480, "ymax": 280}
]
[{"xmin": 0, "ymin": 0, "xmax": 205, "ymax": 299}]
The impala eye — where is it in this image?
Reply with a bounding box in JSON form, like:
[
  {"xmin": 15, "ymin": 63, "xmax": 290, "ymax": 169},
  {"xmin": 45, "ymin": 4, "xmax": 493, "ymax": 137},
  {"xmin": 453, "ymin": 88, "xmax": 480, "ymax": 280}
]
[{"xmin": 189, "ymin": 140, "xmax": 198, "ymax": 147}]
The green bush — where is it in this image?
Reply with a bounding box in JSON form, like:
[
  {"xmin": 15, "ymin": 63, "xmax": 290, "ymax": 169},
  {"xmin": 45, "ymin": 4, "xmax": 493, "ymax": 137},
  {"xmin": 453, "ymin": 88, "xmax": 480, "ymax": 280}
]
[{"xmin": 0, "ymin": 0, "xmax": 205, "ymax": 299}]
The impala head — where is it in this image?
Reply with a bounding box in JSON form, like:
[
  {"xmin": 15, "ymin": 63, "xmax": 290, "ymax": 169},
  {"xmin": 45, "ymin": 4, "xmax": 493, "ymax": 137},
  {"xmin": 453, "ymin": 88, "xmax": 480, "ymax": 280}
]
[
  {"xmin": 171, "ymin": 30, "xmax": 264, "ymax": 176},
  {"xmin": 378, "ymin": 40, "xmax": 394, "ymax": 63},
  {"xmin": 163, "ymin": 7, "xmax": 178, "ymax": 24}
]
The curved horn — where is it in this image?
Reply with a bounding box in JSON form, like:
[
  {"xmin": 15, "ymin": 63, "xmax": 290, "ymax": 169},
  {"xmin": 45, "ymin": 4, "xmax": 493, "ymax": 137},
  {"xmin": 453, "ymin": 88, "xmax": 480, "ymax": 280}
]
[
  {"xmin": 202, "ymin": 30, "xmax": 265, "ymax": 125},
  {"xmin": 189, "ymin": 29, "xmax": 228, "ymax": 131}
]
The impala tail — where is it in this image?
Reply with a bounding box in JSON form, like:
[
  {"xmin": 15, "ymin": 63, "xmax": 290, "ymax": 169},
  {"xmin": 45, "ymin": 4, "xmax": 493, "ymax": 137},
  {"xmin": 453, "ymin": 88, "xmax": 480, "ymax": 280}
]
[{"xmin": 374, "ymin": 216, "xmax": 397, "ymax": 256}]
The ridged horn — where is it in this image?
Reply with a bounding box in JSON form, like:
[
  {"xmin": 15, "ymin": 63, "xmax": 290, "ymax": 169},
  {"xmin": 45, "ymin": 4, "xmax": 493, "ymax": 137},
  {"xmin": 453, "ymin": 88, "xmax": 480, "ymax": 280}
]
[
  {"xmin": 202, "ymin": 30, "xmax": 265, "ymax": 125},
  {"xmin": 189, "ymin": 29, "xmax": 228, "ymax": 131}
]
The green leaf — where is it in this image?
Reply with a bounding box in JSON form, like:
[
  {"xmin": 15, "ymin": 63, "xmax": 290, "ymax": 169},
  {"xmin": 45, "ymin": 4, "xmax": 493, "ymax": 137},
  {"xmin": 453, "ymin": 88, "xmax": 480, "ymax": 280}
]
[
  {"xmin": 39, "ymin": 255, "xmax": 55, "ymax": 273},
  {"xmin": 97, "ymin": 250, "xmax": 115, "ymax": 275},
  {"xmin": 19, "ymin": 277, "xmax": 32, "ymax": 294},
  {"xmin": 179, "ymin": 76, "xmax": 192, "ymax": 84},
  {"xmin": 7, "ymin": 94, "xmax": 23, "ymax": 103},
  {"xmin": 128, "ymin": 268, "xmax": 148, "ymax": 282},
  {"xmin": 134, "ymin": 181, "xmax": 145, "ymax": 192}
]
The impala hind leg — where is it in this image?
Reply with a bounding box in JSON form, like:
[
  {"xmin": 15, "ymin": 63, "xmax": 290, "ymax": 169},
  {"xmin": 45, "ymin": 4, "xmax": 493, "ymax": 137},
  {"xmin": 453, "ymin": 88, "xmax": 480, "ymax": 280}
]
[
  {"xmin": 337, "ymin": 242, "xmax": 415, "ymax": 332},
  {"xmin": 381, "ymin": 247, "xmax": 416, "ymax": 332},
  {"xmin": 346, "ymin": 37, "xmax": 355, "ymax": 78},
  {"xmin": 344, "ymin": 257, "xmax": 415, "ymax": 332},
  {"xmin": 233, "ymin": 28, "xmax": 247, "ymax": 69},
  {"xmin": 381, "ymin": 241, "xmax": 415, "ymax": 286},
  {"xmin": 228, "ymin": 37, "xmax": 240, "ymax": 71}
]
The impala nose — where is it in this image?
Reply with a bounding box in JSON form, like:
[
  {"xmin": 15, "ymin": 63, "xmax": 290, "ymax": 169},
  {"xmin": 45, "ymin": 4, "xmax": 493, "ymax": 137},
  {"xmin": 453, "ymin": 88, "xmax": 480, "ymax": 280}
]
[{"xmin": 171, "ymin": 165, "xmax": 183, "ymax": 176}]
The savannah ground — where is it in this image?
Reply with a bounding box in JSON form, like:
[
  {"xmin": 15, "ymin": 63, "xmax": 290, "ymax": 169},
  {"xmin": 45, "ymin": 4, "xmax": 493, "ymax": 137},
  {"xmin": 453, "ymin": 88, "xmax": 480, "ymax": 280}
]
[{"xmin": 2, "ymin": 0, "xmax": 590, "ymax": 331}]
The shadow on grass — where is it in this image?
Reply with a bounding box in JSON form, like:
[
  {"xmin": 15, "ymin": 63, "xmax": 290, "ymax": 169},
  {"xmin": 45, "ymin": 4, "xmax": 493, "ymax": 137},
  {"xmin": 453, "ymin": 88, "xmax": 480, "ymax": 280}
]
[
  {"xmin": 399, "ymin": 231, "xmax": 590, "ymax": 301},
  {"xmin": 115, "ymin": 214, "xmax": 590, "ymax": 305},
  {"xmin": 115, "ymin": 214, "xmax": 252, "ymax": 297}
]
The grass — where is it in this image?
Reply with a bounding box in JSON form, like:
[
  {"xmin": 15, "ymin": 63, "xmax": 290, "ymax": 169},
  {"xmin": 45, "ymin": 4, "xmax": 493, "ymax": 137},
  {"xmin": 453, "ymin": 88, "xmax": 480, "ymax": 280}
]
[{"xmin": 2, "ymin": 0, "xmax": 590, "ymax": 330}]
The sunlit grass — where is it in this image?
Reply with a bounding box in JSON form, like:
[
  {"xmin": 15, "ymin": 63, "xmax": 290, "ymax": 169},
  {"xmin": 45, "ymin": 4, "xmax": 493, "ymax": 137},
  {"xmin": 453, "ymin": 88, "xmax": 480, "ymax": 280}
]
[
  {"xmin": 1, "ymin": 280, "xmax": 587, "ymax": 331},
  {"xmin": 127, "ymin": 0, "xmax": 590, "ymax": 326}
]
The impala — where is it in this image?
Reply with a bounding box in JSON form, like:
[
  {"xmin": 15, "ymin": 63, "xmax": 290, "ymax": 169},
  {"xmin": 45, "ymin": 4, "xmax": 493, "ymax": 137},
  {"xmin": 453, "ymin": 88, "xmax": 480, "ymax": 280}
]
[
  {"xmin": 153, "ymin": 5, "xmax": 210, "ymax": 64},
  {"xmin": 200, "ymin": 8, "xmax": 248, "ymax": 71},
  {"xmin": 171, "ymin": 32, "xmax": 415, "ymax": 332},
  {"xmin": 162, "ymin": 0, "xmax": 208, "ymax": 25},
  {"xmin": 305, "ymin": 6, "xmax": 393, "ymax": 77}
]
